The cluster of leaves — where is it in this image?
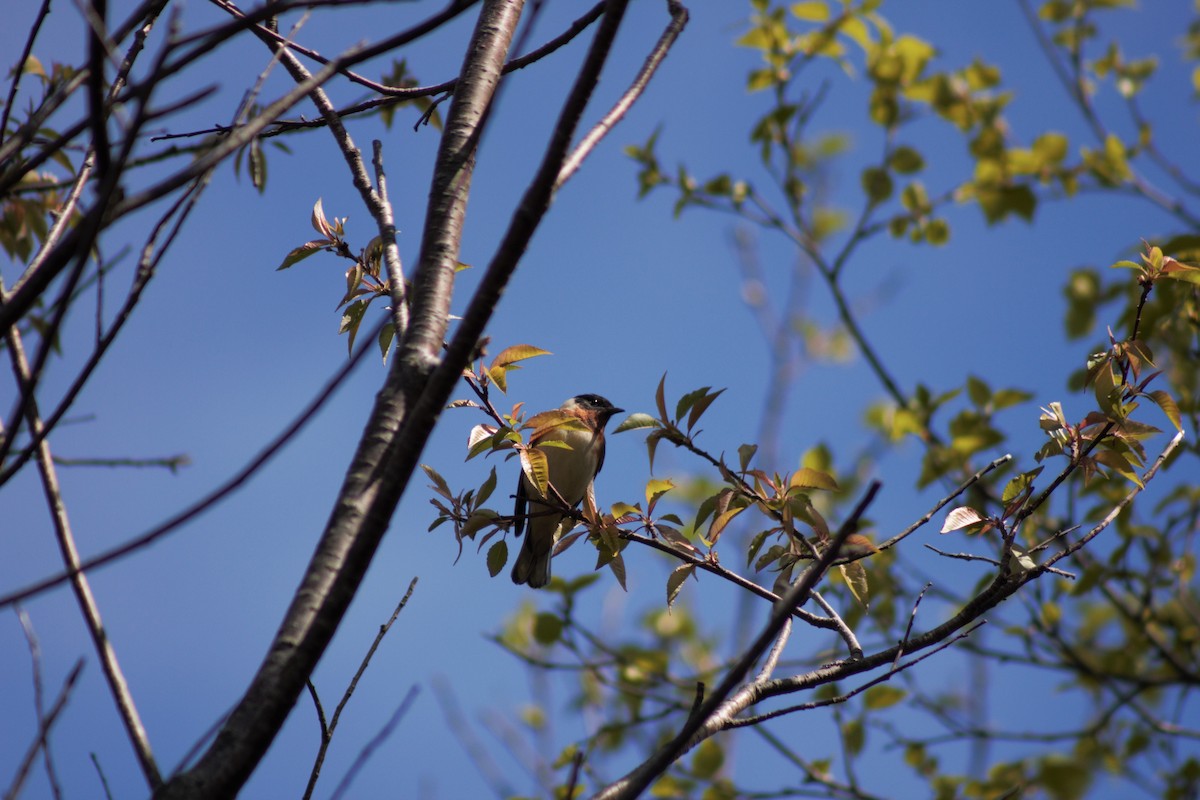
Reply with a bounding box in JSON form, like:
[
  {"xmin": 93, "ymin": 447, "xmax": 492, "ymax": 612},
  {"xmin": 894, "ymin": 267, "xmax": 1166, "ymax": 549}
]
[
  {"xmin": 276, "ymin": 198, "xmax": 409, "ymax": 359},
  {"xmin": 1, "ymin": 58, "xmax": 81, "ymax": 262}
]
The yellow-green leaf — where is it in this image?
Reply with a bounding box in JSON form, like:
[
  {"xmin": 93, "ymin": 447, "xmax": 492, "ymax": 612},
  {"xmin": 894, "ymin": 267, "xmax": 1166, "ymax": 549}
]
[
  {"xmin": 864, "ymin": 685, "xmax": 906, "ymax": 710},
  {"xmin": 522, "ymin": 448, "xmax": 550, "ymax": 497},
  {"xmin": 691, "ymin": 737, "xmax": 725, "ymax": 779},
  {"xmin": 707, "ymin": 506, "xmax": 745, "ymax": 546},
  {"xmin": 1148, "ymin": 390, "xmax": 1182, "ymax": 431},
  {"xmin": 790, "ymin": 467, "xmax": 839, "ymax": 492},
  {"xmin": 790, "ymin": 1, "xmax": 830, "ymax": 21},
  {"xmin": 839, "ymin": 561, "xmax": 870, "ymax": 608},
  {"xmin": 646, "ymin": 477, "xmax": 675, "ymax": 507},
  {"xmin": 490, "ymin": 344, "xmax": 551, "ymax": 369}
]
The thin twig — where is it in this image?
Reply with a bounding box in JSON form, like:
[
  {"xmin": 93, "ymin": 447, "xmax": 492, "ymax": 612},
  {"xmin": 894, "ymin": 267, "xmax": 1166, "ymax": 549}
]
[
  {"xmin": 15, "ymin": 608, "xmax": 63, "ymax": 800},
  {"xmin": 303, "ymin": 578, "xmax": 419, "ymax": 800},
  {"xmin": 893, "ymin": 583, "xmax": 932, "ymax": 669},
  {"xmin": 2, "ymin": 660, "xmax": 85, "ymax": 800},
  {"xmin": 556, "ymin": 0, "xmax": 687, "ymax": 188},
  {"xmin": 327, "ymin": 685, "xmax": 420, "ymax": 800}
]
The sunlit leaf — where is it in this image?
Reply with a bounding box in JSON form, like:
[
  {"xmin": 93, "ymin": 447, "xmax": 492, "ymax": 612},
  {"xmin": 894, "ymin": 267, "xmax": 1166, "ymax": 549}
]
[
  {"xmin": 614, "ymin": 412, "xmax": 658, "ymax": 433},
  {"xmin": 789, "ymin": 467, "xmax": 839, "ymax": 492},
  {"xmin": 490, "ymin": 344, "xmax": 551, "ymax": 369},
  {"xmin": 521, "ymin": 448, "xmax": 550, "ymax": 497},
  {"xmin": 941, "ymin": 506, "xmax": 986, "ymax": 533},
  {"xmin": 839, "ymin": 561, "xmax": 870, "ymax": 608},
  {"xmin": 646, "ymin": 477, "xmax": 675, "ymax": 508},
  {"xmin": 790, "ymin": 1, "xmax": 829, "ymax": 21}
]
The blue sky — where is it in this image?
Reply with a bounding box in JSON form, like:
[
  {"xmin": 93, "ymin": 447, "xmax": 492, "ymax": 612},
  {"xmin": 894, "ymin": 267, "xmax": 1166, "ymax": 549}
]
[{"xmin": 2, "ymin": 1, "xmax": 1196, "ymax": 798}]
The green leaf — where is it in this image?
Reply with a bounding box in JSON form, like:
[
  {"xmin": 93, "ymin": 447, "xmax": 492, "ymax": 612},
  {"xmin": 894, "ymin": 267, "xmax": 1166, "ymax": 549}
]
[
  {"xmin": 1002, "ymin": 468, "xmax": 1043, "ymax": 504},
  {"xmin": 378, "ymin": 322, "xmax": 396, "ymax": 364},
  {"xmin": 1037, "ymin": 754, "xmax": 1093, "ymax": 800},
  {"xmin": 842, "ymin": 718, "xmax": 865, "ymax": 756},
  {"xmin": 738, "ymin": 443, "xmax": 758, "ymax": 471},
  {"xmin": 522, "ymin": 448, "xmax": 550, "ymax": 497},
  {"xmin": 687, "ymin": 387, "xmax": 726, "ymax": 431},
  {"xmin": 676, "ymin": 386, "xmax": 713, "ymax": 423},
  {"xmin": 486, "ymin": 540, "xmax": 508, "ymax": 577},
  {"xmin": 646, "ymin": 478, "xmax": 675, "ymax": 508},
  {"xmin": 707, "ymin": 506, "xmax": 745, "ymax": 545},
  {"xmin": 789, "ymin": 467, "xmax": 839, "ymax": 492},
  {"xmin": 790, "ymin": 1, "xmax": 830, "ymax": 21},
  {"xmin": 476, "ymin": 467, "xmax": 498, "ymax": 507},
  {"xmin": 1094, "ymin": 449, "xmax": 1143, "ymax": 487},
  {"xmin": 966, "ymin": 375, "xmax": 991, "ymax": 408},
  {"xmin": 1147, "ymin": 390, "xmax": 1182, "ymax": 431},
  {"xmin": 924, "ymin": 218, "xmax": 950, "ymax": 245},
  {"xmin": 533, "ymin": 612, "xmax": 563, "ymax": 645},
  {"xmin": 666, "ymin": 564, "xmax": 694, "ymax": 608},
  {"xmin": 839, "ymin": 561, "xmax": 870, "ymax": 608},
  {"xmin": 275, "ymin": 240, "xmax": 329, "ymax": 271},
  {"xmin": 614, "ymin": 412, "xmax": 657, "ymax": 433},
  {"xmin": 839, "ymin": 16, "xmax": 873, "ymax": 51},
  {"xmin": 691, "ymin": 737, "xmax": 725, "ymax": 779},
  {"xmin": 747, "ymin": 68, "xmax": 777, "ymax": 92},
  {"xmin": 422, "ymin": 464, "xmax": 451, "ymax": 499},
  {"xmin": 608, "ymin": 553, "xmax": 628, "ymax": 591},
  {"xmin": 490, "ymin": 344, "xmax": 551, "ymax": 369},
  {"xmin": 888, "ymin": 145, "xmax": 925, "ymax": 174},
  {"xmin": 861, "ymin": 166, "xmax": 893, "ymax": 205},
  {"xmin": 1033, "ymin": 131, "xmax": 1068, "ymax": 164},
  {"xmin": 864, "ymin": 685, "xmax": 906, "ymax": 710},
  {"xmin": 339, "ymin": 298, "xmax": 370, "ymax": 355}
]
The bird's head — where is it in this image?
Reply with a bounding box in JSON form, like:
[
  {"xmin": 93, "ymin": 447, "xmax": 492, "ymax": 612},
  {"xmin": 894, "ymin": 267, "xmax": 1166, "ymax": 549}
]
[{"xmin": 562, "ymin": 394, "xmax": 623, "ymax": 430}]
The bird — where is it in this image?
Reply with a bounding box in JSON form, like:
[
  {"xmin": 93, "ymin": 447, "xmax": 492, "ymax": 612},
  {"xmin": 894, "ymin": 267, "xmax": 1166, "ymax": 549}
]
[{"xmin": 511, "ymin": 394, "xmax": 623, "ymax": 588}]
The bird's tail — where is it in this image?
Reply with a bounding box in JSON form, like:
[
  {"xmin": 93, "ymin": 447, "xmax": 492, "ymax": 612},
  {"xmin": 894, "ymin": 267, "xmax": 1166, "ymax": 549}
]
[{"xmin": 511, "ymin": 534, "xmax": 552, "ymax": 588}]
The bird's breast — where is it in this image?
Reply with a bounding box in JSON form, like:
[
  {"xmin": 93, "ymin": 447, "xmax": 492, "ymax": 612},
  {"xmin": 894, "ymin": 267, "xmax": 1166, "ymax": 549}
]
[{"xmin": 533, "ymin": 427, "xmax": 600, "ymax": 506}]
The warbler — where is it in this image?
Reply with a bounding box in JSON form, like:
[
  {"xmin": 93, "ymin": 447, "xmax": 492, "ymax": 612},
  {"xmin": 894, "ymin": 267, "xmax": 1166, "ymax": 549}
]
[{"xmin": 511, "ymin": 394, "xmax": 623, "ymax": 588}]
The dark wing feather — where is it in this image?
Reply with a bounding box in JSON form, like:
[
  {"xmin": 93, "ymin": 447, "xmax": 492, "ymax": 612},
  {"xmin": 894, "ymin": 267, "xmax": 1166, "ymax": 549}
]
[{"xmin": 514, "ymin": 472, "xmax": 528, "ymax": 538}]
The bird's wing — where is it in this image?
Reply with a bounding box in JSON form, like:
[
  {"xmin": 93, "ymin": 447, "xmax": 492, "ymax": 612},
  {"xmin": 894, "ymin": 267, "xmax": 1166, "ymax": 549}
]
[{"xmin": 514, "ymin": 471, "xmax": 529, "ymax": 538}]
